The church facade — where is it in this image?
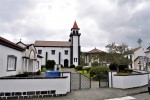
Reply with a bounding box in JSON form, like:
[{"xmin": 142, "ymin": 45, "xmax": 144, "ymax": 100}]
[
  {"xmin": 0, "ymin": 21, "xmax": 81, "ymax": 77},
  {"xmin": 35, "ymin": 21, "xmax": 81, "ymax": 67}
]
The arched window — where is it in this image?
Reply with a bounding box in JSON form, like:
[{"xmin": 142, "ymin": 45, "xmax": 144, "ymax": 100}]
[
  {"xmin": 29, "ymin": 50, "xmax": 35, "ymax": 59},
  {"xmin": 73, "ymin": 30, "xmax": 75, "ymax": 34},
  {"xmin": 76, "ymin": 30, "xmax": 78, "ymax": 34}
]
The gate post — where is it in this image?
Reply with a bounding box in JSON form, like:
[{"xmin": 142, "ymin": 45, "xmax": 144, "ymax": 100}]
[
  {"xmin": 79, "ymin": 73, "xmax": 81, "ymax": 89},
  {"xmin": 107, "ymin": 74, "xmax": 109, "ymax": 87},
  {"xmin": 111, "ymin": 71, "xmax": 113, "ymax": 88},
  {"xmin": 89, "ymin": 73, "xmax": 91, "ymax": 88},
  {"xmin": 99, "ymin": 79, "xmax": 100, "ymax": 88}
]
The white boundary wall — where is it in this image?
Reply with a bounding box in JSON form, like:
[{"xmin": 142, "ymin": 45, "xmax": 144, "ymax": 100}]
[
  {"xmin": 0, "ymin": 78, "xmax": 67, "ymax": 94},
  {"xmin": 0, "ymin": 72, "xmax": 71, "ymax": 95},
  {"xmin": 62, "ymin": 72, "xmax": 71, "ymax": 92},
  {"xmin": 109, "ymin": 71, "xmax": 150, "ymax": 89}
]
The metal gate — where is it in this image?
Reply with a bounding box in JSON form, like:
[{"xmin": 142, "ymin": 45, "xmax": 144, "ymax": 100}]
[
  {"xmin": 71, "ymin": 73, "xmax": 91, "ymax": 90},
  {"xmin": 98, "ymin": 73, "xmax": 109, "ymax": 88}
]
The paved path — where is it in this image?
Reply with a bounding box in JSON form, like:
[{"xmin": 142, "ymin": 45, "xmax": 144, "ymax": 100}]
[{"xmin": 63, "ymin": 68, "xmax": 78, "ymax": 73}]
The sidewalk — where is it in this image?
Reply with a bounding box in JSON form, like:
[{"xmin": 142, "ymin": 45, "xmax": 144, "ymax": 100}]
[{"xmin": 21, "ymin": 86, "xmax": 148, "ymax": 100}]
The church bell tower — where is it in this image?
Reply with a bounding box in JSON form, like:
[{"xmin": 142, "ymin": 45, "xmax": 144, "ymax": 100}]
[{"xmin": 70, "ymin": 21, "xmax": 81, "ymax": 66}]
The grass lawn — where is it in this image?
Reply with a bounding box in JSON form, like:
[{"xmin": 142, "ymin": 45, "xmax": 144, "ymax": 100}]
[
  {"xmin": 61, "ymin": 68, "xmax": 90, "ymax": 78},
  {"xmin": 61, "ymin": 68, "xmax": 65, "ymax": 71},
  {"xmin": 76, "ymin": 70, "xmax": 90, "ymax": 78},
  {"xmin": 61, "ymin": 68, "xmax": 75, "ymax": 71}
]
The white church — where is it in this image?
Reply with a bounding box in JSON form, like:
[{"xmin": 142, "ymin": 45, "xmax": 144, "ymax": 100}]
[
  {"xmin": 0, "ymin": 21, "xmax": 81, "ymax": 77},
  {"xmin": 34, "ymin": 21, "xmax": 81, "ymax": 67}
]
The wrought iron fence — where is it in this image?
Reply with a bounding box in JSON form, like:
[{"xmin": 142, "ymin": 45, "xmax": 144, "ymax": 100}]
[
  {"xmin": 71, "ymin": 73, "xmax": 91, "ymax": 90},
  {"xmin": 98, "ymin": 74, "xmax": 109, "ymax": 88}
]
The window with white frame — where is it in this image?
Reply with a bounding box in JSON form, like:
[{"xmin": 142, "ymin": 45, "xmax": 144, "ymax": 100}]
[{"xmin": 7, "ymin": 55, "xmax": 17, "ymax": 71}]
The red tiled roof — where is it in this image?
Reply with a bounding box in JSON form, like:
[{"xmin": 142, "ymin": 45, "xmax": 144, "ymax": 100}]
[
  {"xmin": 89, "ymin": 48, "xmax": 103, "ymax": 53},
  {"xmin": 34, "ymin": 41, "xmax": 71, "ymax": 47},
  {"xmin": 72, "ymin": 21, "xmax": 79, "ymax": 29},
  {"xmin": 87, "ymin": 48, "xmax": 104, "ymax": 54},
  {"xmin": 0, "ymin": 37, "xmax": 24, "ymax": 51}
]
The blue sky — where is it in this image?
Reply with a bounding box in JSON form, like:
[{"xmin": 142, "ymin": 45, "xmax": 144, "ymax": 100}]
[{"xmin": 0, "ymin": 0, "xmax": 150, "ymax": 51}]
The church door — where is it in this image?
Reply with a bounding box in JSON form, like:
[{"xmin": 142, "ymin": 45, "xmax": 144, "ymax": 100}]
[{"xmin": 64, "ymin": 59, "xmax": 69, "ymax": 67}]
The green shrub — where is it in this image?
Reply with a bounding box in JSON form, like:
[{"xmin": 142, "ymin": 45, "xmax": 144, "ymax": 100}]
[
  {"xmin": 36, "ymin": 70, "xmax": 41, "ymax": 75},
  {"xmin": 127, "ymin": 69, "xmax": 133, "ymax": 73},
  {"xmin": 41, "ymin": 67, "xmax": 47, "ymax": 72},
  {"xmin": 41, "ymin": 65, "xmax": 45, "ymax": 70},
  {"xmin": 75, "ymin": 65, "xmax": 83, "ymax": 70},
  {"xmin": 16, "ymin": 72, "xmax": 28, "ymax": 77},
  {"xmin": 109, "ymin": 63, "xmax": 128, "ymax": 72},
  {"xmin": 70, "ymin": 64, "xmax": 75, "ymax": 68},
  {"xmin": 23, "ymin": 72, "xmax": 29, "ymax": 76},
  {"xmin": 109, "ymin": 63, "xmax": 117, "ymax": 71},
  {"xmin": 92, "ymin": 61, "xmax": 99, "ymax": 67},
  {"xmin": 83, "ymin": 66, "xmax": 91, "ymax": 73},
  {"xmin": 90, "ymin": 66, "xmax": 109, "ymax": 80},
  {"xmin": 45, "ymin": 60, "xmax": 56, "ymax": 70},
  {"xmin": 119, "ymin": 65, "xmax": 128, "ymax": 72},
  {"xmin": 61, "ymin": 64, "xmax": 64, "ymax": 68},
  {"xmin": 124, "ymin": 68, "xmax": 133, "ymax": 73}
]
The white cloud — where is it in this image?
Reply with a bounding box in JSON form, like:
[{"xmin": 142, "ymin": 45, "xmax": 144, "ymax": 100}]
[{"xmin": 0, "ymin": 0, "xmax": 150, "ymax": 52}]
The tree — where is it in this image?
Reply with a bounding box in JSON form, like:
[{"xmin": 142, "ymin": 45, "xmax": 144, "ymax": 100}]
[
  {"xmin": 80, "ymin": 52, "xmax": 85, "ymax": 66},
  {"xmin": 106, "ymin": 43, "xmax": 131, "ymax": 72},
  {"xmin": 98, "ymin": 52, "xmax": 109, "ymax": 66},
  {"xmin": 45, "ymin": 60, "xmax": 56, "ymax": 70}
]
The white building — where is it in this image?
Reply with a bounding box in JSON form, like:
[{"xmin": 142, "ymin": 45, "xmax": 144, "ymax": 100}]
[
  {"xmin": 0, "ymin": 37, "xmax": 42, "ymax": 77},
  {"xmin": 83, "ymin": 48, "xmax": 106, "ymax": 66},
  {"xmin": 0, "ymin": 21, "xmax": 81, "ymax": 77},
  {"xmin": 127, "ymin": 47, "xmax": 146, "ymax": 70},
  {"xmin": 144, "ymin": 46, "xmax": 150, "ymax": 72},
  {"xmin": 35, "ymin": 21, "xmax": 81, "ymax": 67}
]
